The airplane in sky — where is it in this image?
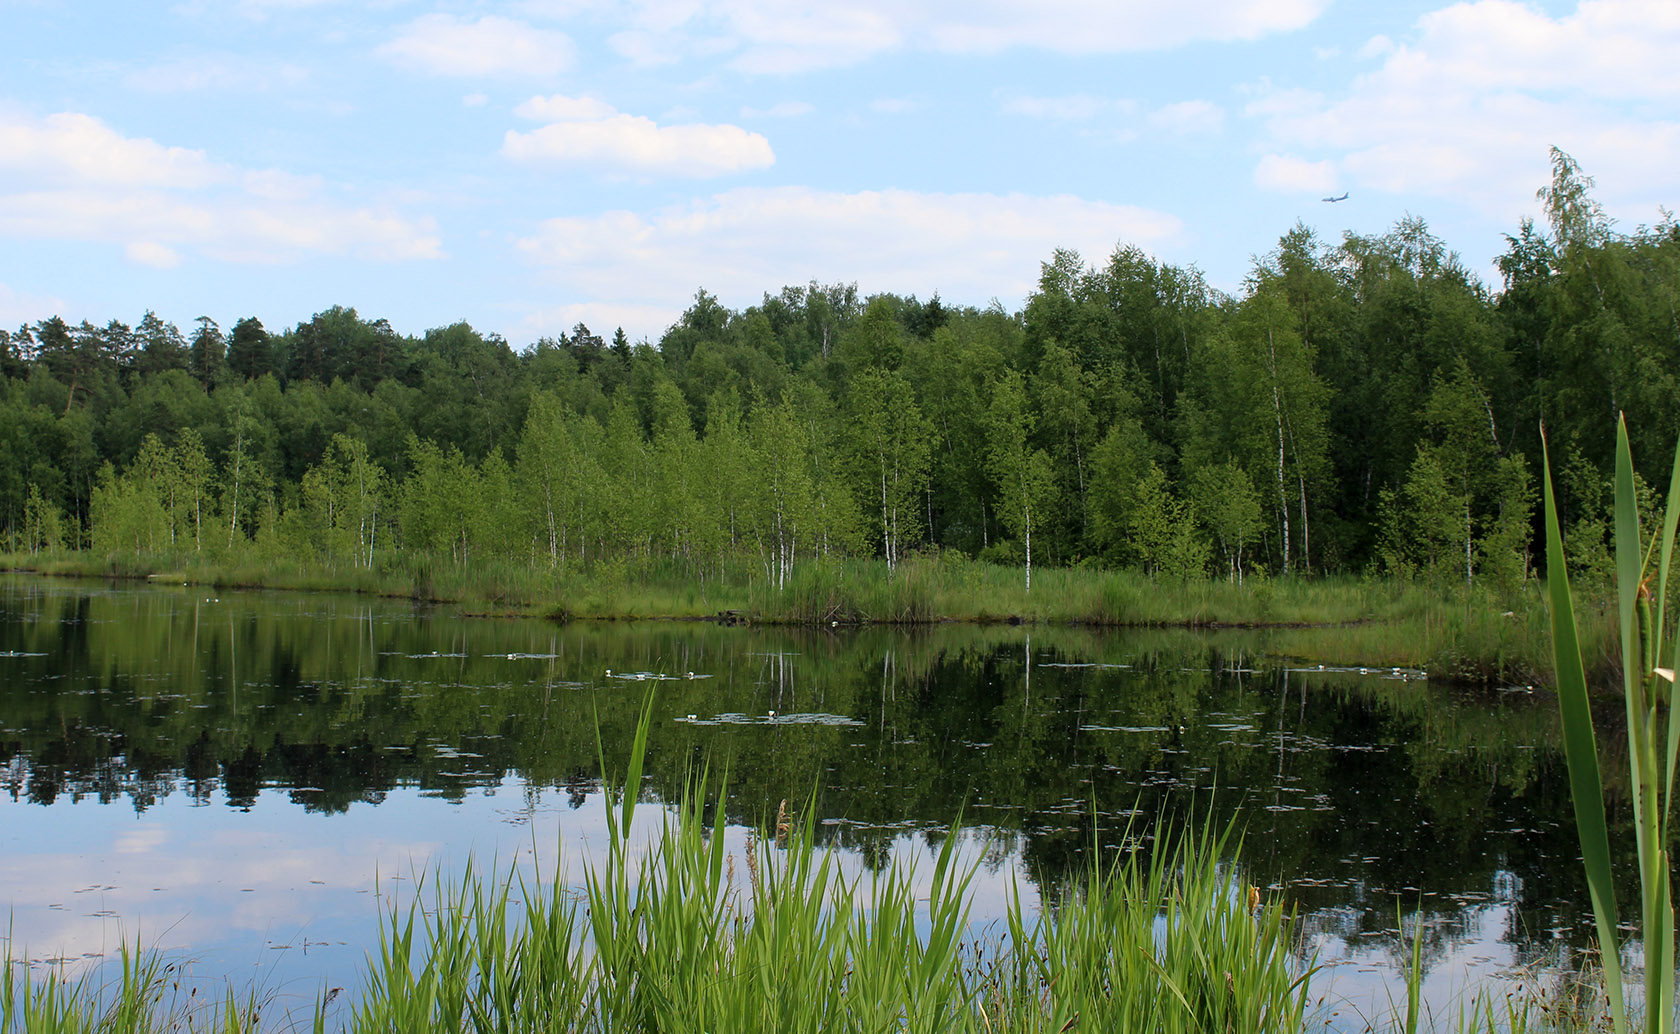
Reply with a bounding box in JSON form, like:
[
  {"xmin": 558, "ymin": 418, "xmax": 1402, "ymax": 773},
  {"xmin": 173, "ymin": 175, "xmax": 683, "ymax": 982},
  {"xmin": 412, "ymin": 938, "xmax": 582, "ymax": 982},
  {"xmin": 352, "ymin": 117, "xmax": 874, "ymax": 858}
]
[{"xmin": 1322, "ymin": 192, "xmax": 1349, "ymax": 203}]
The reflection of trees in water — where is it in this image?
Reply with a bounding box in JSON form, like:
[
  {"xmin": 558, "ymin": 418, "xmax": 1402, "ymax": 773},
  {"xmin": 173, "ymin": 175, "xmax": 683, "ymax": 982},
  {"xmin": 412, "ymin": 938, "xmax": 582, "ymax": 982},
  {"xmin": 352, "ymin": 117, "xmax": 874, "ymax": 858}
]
[{"xmin": 0, "ymin": 576, "xmax": 1621, "ymax": 965}]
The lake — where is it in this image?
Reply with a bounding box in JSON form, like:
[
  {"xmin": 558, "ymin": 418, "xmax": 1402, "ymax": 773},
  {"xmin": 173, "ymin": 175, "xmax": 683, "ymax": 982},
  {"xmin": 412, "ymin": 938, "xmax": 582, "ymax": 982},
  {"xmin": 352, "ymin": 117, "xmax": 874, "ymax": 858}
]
[{"xmin": 0, "ymin": 574, "xmax": 1616, "ymax": 1029}]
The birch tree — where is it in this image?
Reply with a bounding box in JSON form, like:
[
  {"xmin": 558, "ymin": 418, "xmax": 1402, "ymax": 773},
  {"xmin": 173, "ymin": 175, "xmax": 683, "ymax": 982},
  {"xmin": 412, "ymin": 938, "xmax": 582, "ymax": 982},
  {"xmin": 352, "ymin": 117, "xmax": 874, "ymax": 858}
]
[
  {"xmin": 986, "ymin": 371, "xmax": 1057, "ymax": 590},
  {"xmin": 846, "ymin": 368, "xmax": 931, "ymax": 569}
]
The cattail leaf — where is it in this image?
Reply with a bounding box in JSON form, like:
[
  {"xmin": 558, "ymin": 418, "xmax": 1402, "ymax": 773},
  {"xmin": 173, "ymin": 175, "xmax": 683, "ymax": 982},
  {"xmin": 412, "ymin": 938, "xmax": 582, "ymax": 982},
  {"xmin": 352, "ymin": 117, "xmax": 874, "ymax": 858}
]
[{"xmin": 1544, "ymin": 430, "xmax": 1628, "ymax": 1032}]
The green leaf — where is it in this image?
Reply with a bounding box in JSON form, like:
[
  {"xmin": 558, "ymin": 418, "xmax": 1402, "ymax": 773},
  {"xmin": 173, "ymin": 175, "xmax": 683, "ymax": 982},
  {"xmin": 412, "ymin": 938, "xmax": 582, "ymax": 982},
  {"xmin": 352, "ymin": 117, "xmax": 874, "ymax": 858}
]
[
  {"xmin": 1543, "ymin": 431, "xmax": 1627, "ymax": 1031},
  {"xmin": 1615, "ymin": 422, "xmax": 1652, "ymax": 869},
  {"xmin": 1660, "ymin": 433, "xmax": 1680, "ymax": 822}
]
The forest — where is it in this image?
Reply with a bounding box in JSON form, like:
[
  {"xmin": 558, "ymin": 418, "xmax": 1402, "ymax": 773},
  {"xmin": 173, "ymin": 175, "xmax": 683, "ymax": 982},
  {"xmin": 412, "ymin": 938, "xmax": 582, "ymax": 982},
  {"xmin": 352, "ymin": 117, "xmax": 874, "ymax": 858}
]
[{"xmin": 0, "ymin": 150, "xmax": 1673, "ymax": 600}]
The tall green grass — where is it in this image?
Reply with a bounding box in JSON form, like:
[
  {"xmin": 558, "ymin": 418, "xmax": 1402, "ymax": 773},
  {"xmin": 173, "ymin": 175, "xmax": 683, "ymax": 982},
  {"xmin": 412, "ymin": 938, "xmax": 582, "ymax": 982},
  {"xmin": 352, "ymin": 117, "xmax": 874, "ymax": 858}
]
[
  {"xmin": 344, "ymin": 694, "xmax": 1314, "ymax": 1033},
  {"xmin": 1543, "ymin": 416, "xmax": 1675, "ymax": 1034},
  {"xmin": 0, "ymin": 943, "xmax": 269, "ymax": 1033}
]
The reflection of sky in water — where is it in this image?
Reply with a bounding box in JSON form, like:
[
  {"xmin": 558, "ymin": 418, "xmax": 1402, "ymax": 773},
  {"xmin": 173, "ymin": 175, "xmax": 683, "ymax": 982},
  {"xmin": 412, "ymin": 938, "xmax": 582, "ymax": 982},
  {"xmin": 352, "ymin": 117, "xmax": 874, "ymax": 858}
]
[
  {"xmin": 1303, "ymin": 897, "xmax": 1564, "ymax": 1030},
  {"xmin": 1, "ymin": 780, "xmax": 1032, "ymax": 1026},
  {"xmin": 2, "ymin": 781, "xmax": 1593, "ymax": 1033}
]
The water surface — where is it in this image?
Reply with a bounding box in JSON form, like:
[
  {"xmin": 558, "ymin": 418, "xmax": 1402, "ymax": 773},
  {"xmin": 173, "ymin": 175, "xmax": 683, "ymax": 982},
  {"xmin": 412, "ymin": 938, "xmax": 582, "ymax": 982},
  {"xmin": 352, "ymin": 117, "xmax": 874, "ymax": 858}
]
[{"xmin": 0, "ymin": 575, "xmax": 1613, "ymax": 1027}]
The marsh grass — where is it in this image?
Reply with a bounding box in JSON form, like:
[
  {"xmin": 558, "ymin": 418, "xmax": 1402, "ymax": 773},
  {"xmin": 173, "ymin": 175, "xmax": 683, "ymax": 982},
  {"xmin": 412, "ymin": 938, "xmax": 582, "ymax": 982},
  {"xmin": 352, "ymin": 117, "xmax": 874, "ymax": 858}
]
[
  {"xmin": 1, "ymin": 547, "xmax": 1593, "ymax": 684},
  {"xmin": 0, "ymin": 944, "xmax": 270, "ymax": 1033},
  {"xmin": 342, "ymin": 696, "xmax": 1315, "ymax": 1033}
]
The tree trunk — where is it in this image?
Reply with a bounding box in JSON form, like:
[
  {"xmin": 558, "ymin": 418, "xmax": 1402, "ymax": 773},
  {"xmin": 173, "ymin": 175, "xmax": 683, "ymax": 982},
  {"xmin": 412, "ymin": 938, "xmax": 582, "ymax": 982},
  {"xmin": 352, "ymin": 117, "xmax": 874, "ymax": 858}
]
[{"xmin": 1269, "ymin": 330, "xmax": 1290, "ymax": 574}]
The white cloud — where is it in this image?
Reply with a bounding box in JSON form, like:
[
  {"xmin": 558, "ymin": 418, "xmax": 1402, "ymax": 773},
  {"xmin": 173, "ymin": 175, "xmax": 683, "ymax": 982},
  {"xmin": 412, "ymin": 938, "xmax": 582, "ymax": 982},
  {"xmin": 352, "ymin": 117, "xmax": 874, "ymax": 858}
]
[
  {"xmin": 463, "ymin": 92, "xmax": 490, "ymax": 108},
  {"xmin": 1253, "ymin": 154, "xmax": 1336, "ymax": 194},
  {"xmin": 1248, "ymin": 0, "xmax": 1680, "ymax": 217},
  {"xmin": 515, "ymin": 94, "xmax": 618, "ymax": 121},
  {"xmin": 124, "ymin": 241, "xmax": 184, "ymax": 269},
  {"xmin": 0, "ymin": 111, "xmax": 441, "ymax": 265},
  {"xmin": 0, "ymin": 190, "xmax": 442, "ymax": 264},
  {"xmin": 504, "ymin": 99, "xmax": 774, "ymax": 178},
  {"xmin": 607, "ymin": 29, "xmax": 680, "ymax": 67},
  {"xmin": 606, "ymin": 0, "xmax": 1331, "ymax": 73},
  {"xmin": 1403, "ymin": 0, "xmax": 1680, "ymax": 102},
  {"xmin": 921, "ymin": 0, "xmax": 1328, "ymax": 53},
  {"xmin": 242, "ymin": 169, "xmax": 325, "ymax": 202},
  {"xmin": 378, "ymin": 14, "xmax": 574, "ymax": 78},
  {"xmin": 0, "ymin": 112, "xmax": 223, "ymax": 189},
  {"xmin": 1147, "ymin": 100, "xmax": 1224, "ymax": 135},
  {"xmin": 717, "ymin": 4, "xmax": 903, "ymax": 73},
  {"xmin": 514, "ymin": 187, "xmax": 1182, "ymax": 339},
  {"xmin": 740, "ymin": 100, "xmax": 814, "ymax": 118}
]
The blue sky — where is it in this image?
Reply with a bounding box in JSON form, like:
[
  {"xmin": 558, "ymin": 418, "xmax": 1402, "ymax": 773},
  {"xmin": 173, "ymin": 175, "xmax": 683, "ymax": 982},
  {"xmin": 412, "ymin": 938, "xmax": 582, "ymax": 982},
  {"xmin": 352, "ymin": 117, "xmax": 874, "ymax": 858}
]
[{"xmin": 1, "ymin": 0, "xmax": 1673, "ymax": 345}]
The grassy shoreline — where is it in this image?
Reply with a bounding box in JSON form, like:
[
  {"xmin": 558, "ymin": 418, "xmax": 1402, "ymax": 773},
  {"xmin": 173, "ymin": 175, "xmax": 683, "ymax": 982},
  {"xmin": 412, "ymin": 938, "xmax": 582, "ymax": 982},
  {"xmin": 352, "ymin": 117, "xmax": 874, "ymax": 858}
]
[{"xmin": 1, "ymin": 550, "xmax": 1605, "ymax": 686}]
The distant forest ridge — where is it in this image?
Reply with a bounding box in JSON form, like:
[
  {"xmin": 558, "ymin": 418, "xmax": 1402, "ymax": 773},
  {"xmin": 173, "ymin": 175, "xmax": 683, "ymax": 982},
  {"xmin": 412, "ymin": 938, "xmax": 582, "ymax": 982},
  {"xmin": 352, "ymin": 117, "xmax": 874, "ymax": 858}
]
[{"xmin": 0, "ymin": 150, "xmax": 1671, "ymax": 588}]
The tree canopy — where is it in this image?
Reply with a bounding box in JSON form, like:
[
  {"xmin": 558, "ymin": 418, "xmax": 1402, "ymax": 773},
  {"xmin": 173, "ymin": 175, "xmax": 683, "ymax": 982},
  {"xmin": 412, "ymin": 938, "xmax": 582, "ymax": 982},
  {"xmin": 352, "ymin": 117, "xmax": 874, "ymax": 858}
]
[{"xmin": 3, "ymin": 154, "xmax": 1671, "ymax": 594}]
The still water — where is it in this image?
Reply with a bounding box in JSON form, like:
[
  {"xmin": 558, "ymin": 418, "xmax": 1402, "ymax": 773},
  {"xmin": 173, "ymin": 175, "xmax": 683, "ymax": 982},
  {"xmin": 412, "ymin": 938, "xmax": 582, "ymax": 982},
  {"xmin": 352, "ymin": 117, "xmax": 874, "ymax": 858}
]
[{"xmin": 0, "ymin": 575, "xmax": 1613, "ymax": 1027}]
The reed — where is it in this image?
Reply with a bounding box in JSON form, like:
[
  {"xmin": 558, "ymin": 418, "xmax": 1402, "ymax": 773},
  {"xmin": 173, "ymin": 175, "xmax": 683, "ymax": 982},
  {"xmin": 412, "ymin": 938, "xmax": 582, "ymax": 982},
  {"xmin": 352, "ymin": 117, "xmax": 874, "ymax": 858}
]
[
  {"xmin": 342, "ymin": 697, "xmax": 1311, "ymax": 1033},
  {"xmin": 1542, "ymin": 415, "xmax": 1675, "ymax": 1034},
  {"xmin": 0, "ymin": 942, "xmax": 268, "ymax": 1033}
]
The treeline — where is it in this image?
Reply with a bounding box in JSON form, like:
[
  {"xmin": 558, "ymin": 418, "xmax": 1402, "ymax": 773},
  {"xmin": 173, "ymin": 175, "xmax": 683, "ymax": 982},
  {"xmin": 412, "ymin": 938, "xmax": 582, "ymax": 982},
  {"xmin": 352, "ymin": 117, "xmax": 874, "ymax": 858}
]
[{"xmin": 1, "ymin": 150, "xmax": 1673, "ymax": 591}]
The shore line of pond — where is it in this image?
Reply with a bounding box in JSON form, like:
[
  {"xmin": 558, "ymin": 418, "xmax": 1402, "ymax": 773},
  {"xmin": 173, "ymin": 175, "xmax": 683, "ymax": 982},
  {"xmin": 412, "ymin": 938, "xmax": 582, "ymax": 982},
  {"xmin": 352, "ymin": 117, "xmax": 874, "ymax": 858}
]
[{"xmin": 1, "ymin": 550, "xmax": 1600, "ymax": 687}]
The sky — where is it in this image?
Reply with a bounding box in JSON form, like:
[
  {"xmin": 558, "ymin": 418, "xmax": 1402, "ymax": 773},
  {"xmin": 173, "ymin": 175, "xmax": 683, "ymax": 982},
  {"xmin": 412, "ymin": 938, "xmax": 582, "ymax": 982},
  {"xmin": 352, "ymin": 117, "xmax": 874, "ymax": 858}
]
[{"xmin": 1, "ymin": 0, "xmax": 1676, "ymax": 346}]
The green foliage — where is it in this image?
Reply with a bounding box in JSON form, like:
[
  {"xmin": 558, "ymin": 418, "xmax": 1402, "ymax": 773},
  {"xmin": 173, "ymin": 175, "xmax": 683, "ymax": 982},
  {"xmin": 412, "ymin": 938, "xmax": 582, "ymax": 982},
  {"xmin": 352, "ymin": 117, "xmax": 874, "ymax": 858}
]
[
  {"xmin": 1128, "ymin": 464, "xmax": 1210, "ymax": 578},
  {"xmin": 846, "ymin": 366, "xmax": 931, "ymax": 568},
  {"xmin": 6, "ymin": 148, "xmax": 1680, "ymax": 609},
  {"xmin": 1191, "ymin": 458, "xmax": 1262, "ymax": 583},
  {"xmin": 20, "ymin": 483, "xmax": 66, "ymax": 553},
  {"xmin": 1543, "ymin": 417, "xmax": 1675, "ymax": 1034},
  {"xmin": 986, "ymin": 369, "xmax": 1056, "ymax": 588}
]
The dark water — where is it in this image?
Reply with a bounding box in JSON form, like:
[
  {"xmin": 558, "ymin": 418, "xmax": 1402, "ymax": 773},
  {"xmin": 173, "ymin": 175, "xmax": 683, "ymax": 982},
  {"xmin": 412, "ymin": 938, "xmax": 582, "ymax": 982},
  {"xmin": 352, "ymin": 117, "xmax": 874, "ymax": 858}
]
[{"xmin": 0, "ymin": 575, "xmax": 1620, "ymax": 1026}]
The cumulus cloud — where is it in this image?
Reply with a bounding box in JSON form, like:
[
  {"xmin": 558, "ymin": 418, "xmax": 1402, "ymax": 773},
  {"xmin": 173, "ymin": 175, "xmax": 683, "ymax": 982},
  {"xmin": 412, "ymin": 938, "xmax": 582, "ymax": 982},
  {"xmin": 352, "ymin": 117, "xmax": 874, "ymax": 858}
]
[
  {"xmin": 607, "ymin": 0, "xmax": 1330, "ymax": 73},
  {"xmin": 1247, "ymin": 0, "xmax": 1680, "ymax": 216},
  {"xmin": 505, "ymin": 96, "xmax": 774, "ymax": 178},
  {"xmin": 514, "ymin": 187, "xmax": 1181, "ymax": 339},
  {"xmin": 0, "ymin": 111, "xmax": 441, "ymax": 266},
  {"xmin": 378, "ymin": 14, "xmax": 574, "ymax": 78},
  {"xmin": 0, "ymin": 112, "xmax": 224, "ymax": 189},
  {"xmin": 514, "ymin": 94, "xmax": 617, "ymax": 121}
]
